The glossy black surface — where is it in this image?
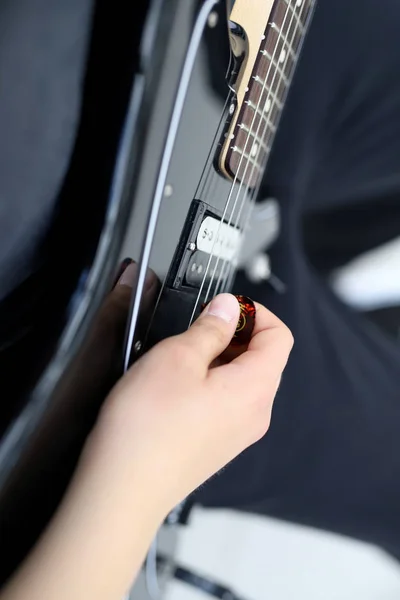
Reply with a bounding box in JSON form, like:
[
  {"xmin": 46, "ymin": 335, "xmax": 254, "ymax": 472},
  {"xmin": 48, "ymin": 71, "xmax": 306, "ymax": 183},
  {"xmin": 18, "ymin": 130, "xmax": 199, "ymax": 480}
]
[
  {"xmin": 125, "ymin": 1, "xmax": 257, "ymax": 361},
  {"xmin": 0, "ymin": 0, "xmax": 271, "ymax": 581},
  {"xmin": 0, "ymin": 0, "xmax": 191, "ymax": 581}
]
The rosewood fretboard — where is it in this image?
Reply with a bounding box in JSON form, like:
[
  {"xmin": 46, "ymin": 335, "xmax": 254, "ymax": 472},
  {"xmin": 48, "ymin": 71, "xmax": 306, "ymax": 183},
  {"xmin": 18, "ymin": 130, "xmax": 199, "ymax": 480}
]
[{"xmin": 221, "ymin": 0, "xmax": 315, "ymax": 189}]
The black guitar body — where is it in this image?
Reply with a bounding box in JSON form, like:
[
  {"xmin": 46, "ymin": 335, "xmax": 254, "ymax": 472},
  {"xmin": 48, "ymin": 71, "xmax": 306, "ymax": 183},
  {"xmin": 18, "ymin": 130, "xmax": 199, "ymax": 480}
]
[
  {"xmin": 0, "ymin": 0, "xmax": 313, "ymax": 583},
  {"xmin": 0, "ymin": 0, "xmax": 240, "ymax": 583}
]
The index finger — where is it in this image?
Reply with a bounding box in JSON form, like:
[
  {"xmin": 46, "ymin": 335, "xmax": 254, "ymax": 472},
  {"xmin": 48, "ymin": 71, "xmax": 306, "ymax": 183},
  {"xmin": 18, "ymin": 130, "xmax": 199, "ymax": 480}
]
[{"xmin": 210, "ymin": 302, "xmax": 294, "ymax": 392}]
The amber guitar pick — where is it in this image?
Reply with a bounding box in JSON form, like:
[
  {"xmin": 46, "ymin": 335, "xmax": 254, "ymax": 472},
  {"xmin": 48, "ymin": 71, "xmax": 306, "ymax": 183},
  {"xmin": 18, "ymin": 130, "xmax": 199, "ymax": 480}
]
[
  {"xmin": 202, "ymin": 294, "xmax": 256, "ymax": 351},
  {"xmin": 231, "ymin": 295, "xmax": 256, "ymax": 347}
]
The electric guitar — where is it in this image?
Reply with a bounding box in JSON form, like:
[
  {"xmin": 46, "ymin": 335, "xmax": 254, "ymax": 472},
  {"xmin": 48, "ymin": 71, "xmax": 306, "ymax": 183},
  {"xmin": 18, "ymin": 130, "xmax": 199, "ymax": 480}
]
[{"xmin": 0, "ymin": 0, "xmax": 315, "ymax": 584}]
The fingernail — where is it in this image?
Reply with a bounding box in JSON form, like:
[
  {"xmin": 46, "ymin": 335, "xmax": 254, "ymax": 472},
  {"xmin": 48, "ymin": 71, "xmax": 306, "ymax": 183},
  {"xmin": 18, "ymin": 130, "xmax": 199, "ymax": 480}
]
[
  {"xmin": 204, "ymin": 293, "xmax": 240, "ymax": 323},
  {"xmin": 113, "ymin": 258, "xmax": 133, "ymax": 288},
  {"xmin": 118, "ymin": 262, "xmax": 155, "ymax": 292},
  {"xmin": 118, "ymin": 262, "xmax": 137, "ymax": 288}
]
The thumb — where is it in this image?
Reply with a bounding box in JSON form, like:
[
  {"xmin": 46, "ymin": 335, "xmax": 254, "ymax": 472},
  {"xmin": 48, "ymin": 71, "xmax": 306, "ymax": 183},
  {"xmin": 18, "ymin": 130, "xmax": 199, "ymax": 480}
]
[{"xmin": 181, "ymin": 294, "xmax": 240, "ymax": 366}]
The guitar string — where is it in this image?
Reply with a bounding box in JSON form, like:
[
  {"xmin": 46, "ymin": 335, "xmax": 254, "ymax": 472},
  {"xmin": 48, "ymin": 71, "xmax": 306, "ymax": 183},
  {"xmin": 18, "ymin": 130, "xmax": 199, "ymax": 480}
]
[
  {"xmin": 188, "ymin": 0, "xmax": 293, "ymax": 326},
  {"xmin": 126, "ymin": 7, "xmax": 306, "ymax": 600},
  {"xmin": 220, "ymin": 0, "xmax": 310, "ymax": 294},
  {"xmin": 223, "ymin": 0, "xmax": 310, "ymax": 293},
  {"xmin": 137, "ymin": 8, "xmax": 309, "ymax": 599},
  {"xmin": 203, "ymin": 0, "xmax": 309, "ymax": 304},
  {"xmin": 204, "ymin": 0, "xmax": 298, "ymax": 301},
  {"xmin": 217, "ymin": 9, "xmax": 302, "ymax": 296},
  {"xmin": 190, "ymin": 0, "xmax": 310, "ymax": 323},
  {"xmin": 213, "ymin": 0, "xmax": 302, "ymax": 296},
  {"xmin": 201, "ymin": 2, "xmax": 294, "ymax": 305}
]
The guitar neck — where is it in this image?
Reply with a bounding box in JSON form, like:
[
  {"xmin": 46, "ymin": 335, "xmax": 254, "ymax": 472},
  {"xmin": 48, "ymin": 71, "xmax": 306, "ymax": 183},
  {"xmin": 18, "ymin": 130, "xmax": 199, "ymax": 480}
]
[{"xmin": 220, "ymin": 0, "xmax": 316, "ymax": 188}]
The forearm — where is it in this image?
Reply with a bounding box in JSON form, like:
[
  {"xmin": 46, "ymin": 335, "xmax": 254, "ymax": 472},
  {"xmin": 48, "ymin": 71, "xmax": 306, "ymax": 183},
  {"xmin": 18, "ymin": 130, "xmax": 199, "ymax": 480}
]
[
  {"xmin": 1, "ymin": 424, "xmax": 165, "ymax": 600},
  {"xmin": 1, "ymin": 293, "xmax": 291, "ymax": 599}
]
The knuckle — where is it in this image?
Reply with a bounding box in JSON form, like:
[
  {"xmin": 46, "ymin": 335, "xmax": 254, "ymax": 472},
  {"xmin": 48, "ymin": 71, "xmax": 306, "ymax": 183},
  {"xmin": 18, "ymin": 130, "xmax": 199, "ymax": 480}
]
[
  {"xmin": 251, "ymin": 408, "xmax": 272, "ymax": 442},
  {"xmin": 242, "ymin": 392, "xmax": 273, "ymax": 445},
  {"xmin": 280, "ymin": 323, "xmax": 294, "ymax": 351}
]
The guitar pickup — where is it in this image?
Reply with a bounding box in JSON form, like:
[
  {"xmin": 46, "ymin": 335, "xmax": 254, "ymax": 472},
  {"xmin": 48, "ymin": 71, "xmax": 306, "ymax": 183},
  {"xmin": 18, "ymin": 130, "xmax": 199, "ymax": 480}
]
[
  {"xmin": 185, "ymin": 250, "xmax": 225, "ymax": 287},
  {"xmin": 167, "ymin": 200, "xmax": 242, "ymax": 291}
]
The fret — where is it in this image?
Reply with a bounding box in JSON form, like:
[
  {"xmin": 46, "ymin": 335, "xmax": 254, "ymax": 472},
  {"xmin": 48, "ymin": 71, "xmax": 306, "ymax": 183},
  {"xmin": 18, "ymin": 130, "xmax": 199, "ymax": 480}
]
[
  {"xmin": 271, "ymin": 0, "xmax": 289, "ymax": 29},
  {"xmin": 259, "ymin": 49, "xmax": 291, "ymax": 86},
  {"xmin": 249, "ymin": 77, "xmax": 286, "ymax": 115},
  {"xmin": 288, "ymin": 0, "xmax": 313, "ymax": 29},
  {"xmin": 237, "ymin": 127, "xmax": 276, "ymax": 160},
  {"xmin": 247, "ymin": 136, "xmax": 270, "ymax": 157},
  {"xmin": 286, "ymin": 11, "xmax": 304, "ymax": 56},
  {"xmin": 245, "ymin": 96, "xmax": 283, "ymax": 118},
  {"xmin": 228, "ymin": 144, "xmax": 264, "ymax": 189},
  {"xmin": 263, "ymin": 34, "xmax": 296, "ymax": 84},
  {"xmin": 282, "ymin": 0, "xmax": 305, "ymax": 34},
  {"xmin": 225, "ymin": 84, "xmax": 280, "ymax": 189},
  {"xmin": 257, "ymin": 47, "xmax": 293, "ymax": 99},
  {"xmin": 230, "ymin": 145, "xmax": 264, "ymax": 168},
  {"xmin": 269, "ymin": 24, "xmax": 297, "ymax": 61},
  {"xmin": 257, "ymin": 55, "xmax": 289, "ymax": 85},
  {"xmin": 267, "ymin": 0, "xmax": 313, "ymax": 70},
  {"xmin": 236, "ymin": 125, "xmax": 271, "ymax": 154},
  {"xmin": 275, "ymin": 0, "xmax": 312, "ymax": 33},
  {"xmin": 239, "ymin": 119, "xmax": 277, "ymax": 138},
  {"xmin": 239, "ymin": 100, "xmax": 280, "ymax": 134},
  {"xmin": 240, "ymin": 121, "xmax": 277, "ymax": 136}
]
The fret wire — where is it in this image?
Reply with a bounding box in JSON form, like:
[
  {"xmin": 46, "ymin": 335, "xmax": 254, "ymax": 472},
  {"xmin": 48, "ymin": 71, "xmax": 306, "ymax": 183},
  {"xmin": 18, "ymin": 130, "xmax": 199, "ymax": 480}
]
[
  {"xmin": 239, "ymin": 115, "xmax": 276, "ymax": 154},
  {"xmin": 282, "ymin": 0, "xmax": 305, "ymax": 33},
  {"xmin": 238, "ymin": 99, "xmax": 282, "ymax": 127},
  {"xmin": 261, "ymin": 24, "xmax": 301, "ymax": 85},
  {"xmin": 286, "ymin": 10, "xmax": 304, "ymax": 54},
  {"xmin": 255, "ymin": 47, "xmax": 292, "ymax": 101},
  {"xmin": 255, "ymin": 59, "xmax": 289, "ymax": 86},
  {"xmin": 238, "ymin": 121, "xmax": 276, "ymax": 144},
  {"xmin": 236, "ymin": 129, "xmax": 270, "ymax": 154},
  {"xmin": 239, "ymin": 120, "xmax": 277, "ymax": 135},
  {"xmin": 259, "ymin": 52, "xmax": 293, "ymax": 85},
  {"xmin": 246, "ymin": 95, "xmax": 283, "ymax": 116},
  {"xmin": 254, "ymin": 76, "xmax": 288, "ymax": 105},
  {"xmin": 270, "ymin": 23, "xmax": 297, "ymax": 60},
  {"xmin": 261, "ymin": 83, "xmax": 285, "ymax": 112},
  {"xmin": 259, "ymin": 45, "xmax": 295, "ymax": 70},
  {"xmin": 230, "ymin": 146, "xmax": 264, "ymax": 170},
  {"xmin": 237, "ymin": 96, "xmax": 279, "ymax": 136},
  {"xmin": 249, "ymin": 80, "xmax": 285, "ymax": 113}
]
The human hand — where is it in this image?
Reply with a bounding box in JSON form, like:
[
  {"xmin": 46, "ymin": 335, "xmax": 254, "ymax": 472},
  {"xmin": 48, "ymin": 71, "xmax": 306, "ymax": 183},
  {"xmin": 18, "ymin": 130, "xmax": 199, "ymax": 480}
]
[
  {"xmin": 1, "ymin": 270, "xmax": 293, "ymax": 600},
  {"xmin": 89, "ymin": 284, "xmax": 294, "ymax": 518}
]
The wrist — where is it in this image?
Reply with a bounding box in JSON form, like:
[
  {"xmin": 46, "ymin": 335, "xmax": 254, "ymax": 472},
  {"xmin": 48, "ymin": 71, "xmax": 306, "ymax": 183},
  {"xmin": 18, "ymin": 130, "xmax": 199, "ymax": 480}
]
[
  {"xmin": 77, "ymin": 416, "xmax": 170, "ymax": 526},
  {"xmin": 5, "ymin": 424, "xmax": 167, "ymax": 600}
]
